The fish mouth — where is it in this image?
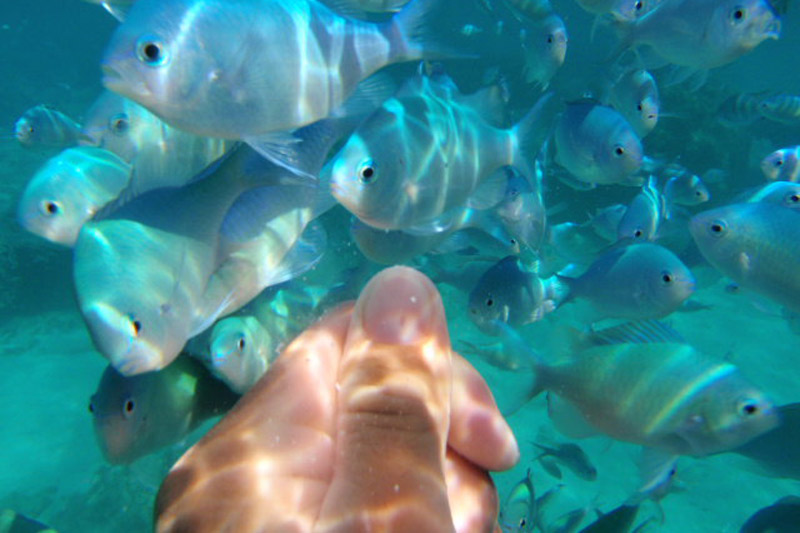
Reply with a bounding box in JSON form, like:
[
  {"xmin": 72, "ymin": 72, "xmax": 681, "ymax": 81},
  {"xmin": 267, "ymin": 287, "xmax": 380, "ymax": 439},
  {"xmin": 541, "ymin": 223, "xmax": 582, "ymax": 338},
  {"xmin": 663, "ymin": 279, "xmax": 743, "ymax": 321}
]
[{"xmin": 101, "ymin": 63, "xmax": 152, "ymax": 101}]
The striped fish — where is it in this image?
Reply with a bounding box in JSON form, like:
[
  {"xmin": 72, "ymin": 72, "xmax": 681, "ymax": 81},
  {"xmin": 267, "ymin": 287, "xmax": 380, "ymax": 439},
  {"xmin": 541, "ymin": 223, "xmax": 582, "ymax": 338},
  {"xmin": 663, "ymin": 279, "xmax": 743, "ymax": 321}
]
[
  {"xmin": 759, "ymin": 94, "xmax": 800, "ymax": 124},
  {"xmin": 14, "ymin": 105, "xmax": 89, "ymax": 149},
  {"xmin": 497, "ymin": 320, "xmax": 778, "ymax": 456}
]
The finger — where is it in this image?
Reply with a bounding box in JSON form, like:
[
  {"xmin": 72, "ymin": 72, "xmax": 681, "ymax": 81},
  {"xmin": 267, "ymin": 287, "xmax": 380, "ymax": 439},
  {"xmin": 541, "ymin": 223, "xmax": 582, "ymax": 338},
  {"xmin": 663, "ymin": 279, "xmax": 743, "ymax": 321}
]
[
  {"xmin": 315, "ymin": 266, "xmax": 455, "ymax": 533},
  {"xmin": 155, "ymin": 305, "xmax": 353, "ymax": 533},
  {"xmin": 448, "ymin": 353, "xmax": 519, "ymax": 472},
  {"xmin": 444, "ymin": 448, "xmax": 501, "ymax": 533}
]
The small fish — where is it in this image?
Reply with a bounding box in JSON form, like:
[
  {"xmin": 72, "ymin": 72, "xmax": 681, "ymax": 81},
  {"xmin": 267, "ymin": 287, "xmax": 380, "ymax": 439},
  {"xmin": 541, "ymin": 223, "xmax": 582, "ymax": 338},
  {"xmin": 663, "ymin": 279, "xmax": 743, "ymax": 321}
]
[
  {"xmin": 206, "ymin": 316, "xmax": 272, "ymax": 394},
  {"xmin": 89, "ymin": 354, "xmax": 239, "ymax": 464},
  {"xmin": 690, "ymin": 202, "xmax": 800, "ymax": 314},
  {"xmin": 468, "ymin": 256, "xmax": 566, "ymax": 335},
  {"xmin": 760, "ymin": 146, "xmax": 800, "ymax": 182},
  {"xmin": 617, "ymin": 176, "xmax": 665, "ymax": 242},
  {"xmin": 491, "ymin": 165, "xmax": 548, "ymax": 253},
  {"xmin": 17, "ymin": 147, "xmax": 132, "ymax": 246},
  {"xmin": 0, "ymin": 509, "xmax": 55, "ymax": 533},
  {"xmin": 758, "ymin": 93, "xmax": 800, "ymax": 124},
  {"xmin": 606, "ymin": 69, "xmax": 660, "ymax": 138},
  {"xmin": 617, "ymin": 0, "xmax": 781, "ymax": 70},
  {"xmin": 718, "ymin": 93, "xmax": 768, "ymax": 126},
  {"xmin": 558, "ymin": 243, "xmax": 696, "ymax": 321},
  {"xmin": 14, "ymin": 105, "xmax": 88, "ymax": 149},
  {"xmin": 739, "ymin": 496, "xmax": 800, "ymax": 532},
  {"xmin": 327, "ymin": 73, "xmax": 557, "ymax": 232},
  {"xmin": 533, "ymin": 441, "xmax": 598, "ymax": 481},
  {"xmin": 577, "ymin": 503, "xmax": 639, "ymax": 533},
  {"xmin": 101, "ymin": 0, "xmax": 459, "ymax": 172},
  {"xmin": 521, "ymin": 14, "xmax": 568, "ymax": 89},
  {"xmin": 497, "ymin": 320, "xmax": 778, "ymax": 456},
  {"xmin": 663, "ymin": 169, "xmax": 710, "ymax": 206},
  {"xmin": 499, "ymin": 469, "xmax": 536, "ymax": 533},
  {"xmin": 80, "ymin": 91, "xmax": 232, "ymax": 196},
  {"xmin": 553, "ymin": 101, "xmax": 643, "ymax": 189}
]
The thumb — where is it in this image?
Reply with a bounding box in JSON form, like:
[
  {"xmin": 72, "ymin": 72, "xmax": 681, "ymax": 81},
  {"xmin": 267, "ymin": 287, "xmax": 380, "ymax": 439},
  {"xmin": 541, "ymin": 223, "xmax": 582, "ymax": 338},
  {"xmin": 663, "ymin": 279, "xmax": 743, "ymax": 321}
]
[{"xmin": 315, "ymin": 266, "xmax": 455, "ymax": 533}]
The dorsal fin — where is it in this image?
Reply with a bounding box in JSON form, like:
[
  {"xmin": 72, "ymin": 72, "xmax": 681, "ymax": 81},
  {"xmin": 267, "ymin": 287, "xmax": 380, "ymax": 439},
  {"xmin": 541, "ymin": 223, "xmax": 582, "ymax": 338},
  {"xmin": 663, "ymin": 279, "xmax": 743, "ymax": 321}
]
[{"xmin": 588, "ymin": 320, "xmax": 685, "ymax": 347}]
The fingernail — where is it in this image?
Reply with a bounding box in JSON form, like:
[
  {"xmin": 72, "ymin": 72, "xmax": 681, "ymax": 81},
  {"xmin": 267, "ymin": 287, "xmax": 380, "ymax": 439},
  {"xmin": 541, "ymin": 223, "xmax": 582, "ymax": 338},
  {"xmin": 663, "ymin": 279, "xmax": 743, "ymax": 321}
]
[{"xmin": 357, "ymin": 266, "xmax": 443, "ymax": 346}]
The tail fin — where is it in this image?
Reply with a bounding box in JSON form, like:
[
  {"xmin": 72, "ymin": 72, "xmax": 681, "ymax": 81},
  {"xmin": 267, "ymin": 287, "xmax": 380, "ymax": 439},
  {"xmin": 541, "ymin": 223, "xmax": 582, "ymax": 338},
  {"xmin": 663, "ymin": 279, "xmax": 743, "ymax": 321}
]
[{"xmin": 512, "ymin": 92, "xmax": 562, "ymax": 180}]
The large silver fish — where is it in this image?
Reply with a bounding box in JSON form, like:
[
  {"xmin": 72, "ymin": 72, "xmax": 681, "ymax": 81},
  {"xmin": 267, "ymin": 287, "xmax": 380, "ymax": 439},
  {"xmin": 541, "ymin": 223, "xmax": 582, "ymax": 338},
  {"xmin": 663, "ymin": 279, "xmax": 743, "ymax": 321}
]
[
  {"xmin": 14, "ymin": 105, "xmax": 89, "ymax": 149},
  {"xmin": 75, "ymin": 137, "xmax": 332, "ymax": 376},
  {"xmin": 500, "ymin": 320, "xmax": 778, "ymax": 456},
  {"xmin": 89, "ymin": 354, "xmax": 239, "ymax": 464},
  {"xmin": 17, "ymin": 147, "xmax": 132, "ymax": 246},
  {"xmin": 327, "ymin": 73, "xmax": 558, "ymax": 231},
  {"xmin": 100, "ymin": 0, "xmax": 457, "ymax": 170},
  {"xmin": 552, "ymin": 100, "xmax": 643, "ymax": 189},
  {"xmin": 619, "ymin": 0, "xmax": 781, "ymax": 69},
  {"xmin": 690, "ymin": 202, "xmax": 800, "ymax": 313},
  {"xmin": 558, "ymin": 243, "xmax": 695, "ymax": 320}
]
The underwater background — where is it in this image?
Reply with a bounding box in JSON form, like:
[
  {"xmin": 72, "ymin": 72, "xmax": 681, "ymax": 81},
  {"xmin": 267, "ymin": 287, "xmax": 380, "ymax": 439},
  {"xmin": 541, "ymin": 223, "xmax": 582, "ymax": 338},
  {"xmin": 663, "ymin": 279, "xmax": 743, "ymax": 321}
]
[{"xmin": 2, "ymin": 0, "xmax": 800, "ymax": 531}]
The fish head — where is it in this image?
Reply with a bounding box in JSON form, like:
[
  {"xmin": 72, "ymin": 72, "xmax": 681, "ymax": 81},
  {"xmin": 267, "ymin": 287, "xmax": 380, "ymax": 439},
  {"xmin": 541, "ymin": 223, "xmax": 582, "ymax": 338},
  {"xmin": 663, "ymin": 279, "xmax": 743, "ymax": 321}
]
[
  {"xmin": 82, "ymin": 91, "xmax": 154, "ymax": 162},
  {"xmin": 14, "ymin": 116, "xmax": 35, "ymax": 146},
  {"xmin": 649, "ymin": 250, "xmax": 696, "ymax": 311},
  {"xmin": 760, "ymin": 149, "xmax": 788, "ymax": 181},
  {"xmin": 208, "ymin": 316, "xmax": 270, "ymax": 393},
  {"xmin": 710, "ymin": 0, "xmax": 781, "ymax": 57},
  {"xmin": 606, "ymin": 127, "xmax": 644, "ymax": 179},
  {"xmin": 689, "ymin": 205, "xmax": 752, "ymax": 278},
  {"xmin": 75, "ymin": 222, "xmax": 197, "ymax": 376},
  {"xmin": 636, "ymin": 95, "xmax": 659, "ymax": 135},
  {"xmin": 683, "ymin": 377, "xmax": 779, "ymax": 454},
  {"xmin": 539, "ymin": 15, "xmax": 568, "ymax": 68},
  {"xmin": 750, "ymin": 181, "xmax": 800, "ymax": 210},
  {"xmin": 468, "ymin": 257, "xmax": 523, "ymax": 334},
  {"xmin": 101, "ymin": 0, "xmax": 227, "ymax": 136},
  {"xmin": 89, "ymin": 365, "xmax": 154, "ymax": 464},
  {"xmin": 328, "ymin": 109, "xmax": 413, "ymax": 229}
]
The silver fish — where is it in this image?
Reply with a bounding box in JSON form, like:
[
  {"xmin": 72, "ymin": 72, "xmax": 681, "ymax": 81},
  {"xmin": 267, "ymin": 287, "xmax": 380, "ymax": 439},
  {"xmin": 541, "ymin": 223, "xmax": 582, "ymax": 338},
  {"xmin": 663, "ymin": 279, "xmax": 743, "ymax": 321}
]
[
  {"xmin": 14, "ymin": 105, "xmax": 88, "ymax": 149},
  {"xmin": 205, "ymin": 316, "xmax": 272, "ymax": 394},
  {"xmin": 745, "ymin": 181, "xmax": 800, "ymax": 210},
  {"xmin": 521, "ymin": 14, "xmax": 568, "ymax": 89},
  {"xmin": 760, "ymin": 145, "xmax": 800, "ymax": 182},
  {"xmin": 75, "ymin": 139, "xmax": 330, "ymax": 376},
  {"xmin": 501, "ymin": 320, "xmax": 778, "ymax": 456},
  {"xmin": 17, "ymin": 146, "xmax": 132, "ymax": 247},
  {"xmin": 533, "ymin": 441, "xmax": 597, "ymax": 481},
  {"xmin": 558, "ymin": 243, "xmax": 696, "ymax": 320},
  {"xmin": 81, "ymin": 91, "xmax": 232, "ymax": 195},
  {"xmin": 468, "ymin": 256, "xmax": 566, "ymax": 335},
  {"xmin": 101, "ymin": 0, "xmax": 456, "ymax": 172},
  {"xmin": 89, "ymin": 355, "xmax": 239, "ymax": 464},
  {"xmin": 606, "ymin": 69, "xmax": 659, "ymax": 138},
  {"xmin": 327, "ymin": 73, "xmax": 557, "ymax": 231},
  {"xmin": 499, "ymin": 469, "xmax": 536, "ymax": 533},
  {"xmin": 620, "ymin": 0, "xmax": 781, "ymax": 69},
  {"xmin": 553, "ymin": 101, "xmax": 643, "ymax": 188},
  {"xmin": 617, "ymin": 176, "xmax": 665, "ymax": 242},
  {"xmin": 662, "ymin": 169, "xmax": 710, "ymax": 206},
  {"xmin": 690, "ymin": 202, "xmax": 800, "ymax": 313}
]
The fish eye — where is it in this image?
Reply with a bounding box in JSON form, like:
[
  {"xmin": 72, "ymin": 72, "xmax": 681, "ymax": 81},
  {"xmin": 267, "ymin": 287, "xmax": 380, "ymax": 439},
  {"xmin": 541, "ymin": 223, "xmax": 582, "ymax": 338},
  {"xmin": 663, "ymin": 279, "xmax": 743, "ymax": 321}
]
[
  {"xmin": 40, "ymin": 200, "xmax": 61, "ymax": 216},
  {"xmin": 123, "ymin": 398, "xmax": 136, "ymax": 417},
  {"xmin": 637, "ymin": 103, "xmax": 643, "ymax": 111},
  {"xmin": 635, "ymin": 0, "xmax": 644, "ymax": 10},
  {"xmin": 787, "ymin": 193, "xmax": 800, "ymax": 204},
  {"xmin": 546, "ymin": 34, "xmax": 554, "ymax": 44},
  {"xmin": 88, "ymin": 401, "xmax": 95, "ymax": 414},
  {"xmin": 633, "ymin": 228, "xmax": 644, "ymax": 239},
  {"xmin": 136, "ymin": 36, "xmax": 168, "ymax": 66},
  {"xmin": 109, "ymin": 113, "xmax": 129, "ymax": 135},
  {"xmin": 519, "ymin": 518, "xmax": 527, "ymax": 527},
  {"xmin": 661, "ymin": 271, "xmax": 673, "ymax": 284},
  {"xmin": 773, "ymin": 158, "xmax": 784, "ymax": 167},
  {"xmin": 738, "ymin": 399, "xmax": 759, "ymax": 416},
  {"xmin": 237, "ymin": 337, "xmax": 246, "ymax": 351},
  {"xmin": 128, "ymin": 315, "xmax": 142, "ymax": 337},
  {"xmin": 731, "ymin": 6, "xmax": 746, "ymax": 22},
  {"xmin": 357, "ymin": 158, "xmax": 376, "ymax": 183},
  {"xmin": 613, "ymin": 145, "xmax": 625, "ymax": 157},
  {"xmin": 485, "ymin": 297, "xmax": 494, "ymax": 307},
  {"xmin": 709, "ymin": 219, "xmax": 727, "ymax": 236}
]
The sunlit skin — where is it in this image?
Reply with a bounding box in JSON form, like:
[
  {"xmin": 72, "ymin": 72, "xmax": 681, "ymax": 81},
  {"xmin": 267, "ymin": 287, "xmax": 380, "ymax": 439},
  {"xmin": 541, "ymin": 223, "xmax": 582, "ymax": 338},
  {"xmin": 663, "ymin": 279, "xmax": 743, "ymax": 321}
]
[{"xmin": 156, "ymin": 266, "xmax": 519, "ymax": 532}]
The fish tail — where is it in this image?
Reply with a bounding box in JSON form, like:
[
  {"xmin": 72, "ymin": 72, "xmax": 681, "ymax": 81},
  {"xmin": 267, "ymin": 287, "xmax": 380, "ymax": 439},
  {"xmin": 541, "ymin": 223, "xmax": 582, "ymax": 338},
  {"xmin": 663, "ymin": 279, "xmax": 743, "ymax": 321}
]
[
  {"xmin": 511, "ymin": 92, "xmax": 562, "ymax": 180},
  {"xmin": 388, "ymin": 0, "xmax": 470, "ymax": 61}
]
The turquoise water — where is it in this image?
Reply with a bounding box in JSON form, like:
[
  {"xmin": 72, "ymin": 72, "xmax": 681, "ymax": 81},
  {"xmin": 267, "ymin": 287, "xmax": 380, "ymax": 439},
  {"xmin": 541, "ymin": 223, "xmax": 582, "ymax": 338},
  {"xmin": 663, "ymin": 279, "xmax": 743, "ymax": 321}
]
[{"xmin": 2, "ymin": 1, "xmax": 800, "ymax": 531}]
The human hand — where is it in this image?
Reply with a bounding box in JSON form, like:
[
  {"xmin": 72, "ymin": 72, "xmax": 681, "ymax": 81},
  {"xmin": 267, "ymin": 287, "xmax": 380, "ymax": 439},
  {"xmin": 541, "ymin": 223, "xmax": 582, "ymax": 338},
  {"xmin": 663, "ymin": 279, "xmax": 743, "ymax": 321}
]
[{"xmin": 155, "ymin": 266, "xmax": 519, "ymax": 532}]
